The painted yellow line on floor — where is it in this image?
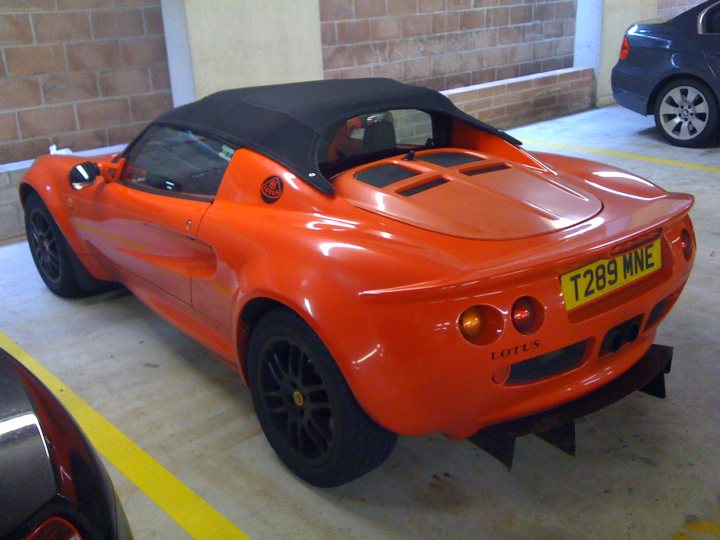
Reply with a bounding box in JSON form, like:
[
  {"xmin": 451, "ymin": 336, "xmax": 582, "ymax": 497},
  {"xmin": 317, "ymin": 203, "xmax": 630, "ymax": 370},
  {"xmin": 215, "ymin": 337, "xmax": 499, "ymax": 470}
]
[
  {"xmin": 522, "ymin": 140, "xmax": 720, "ymax": 174},
  {"xmin": 683, "ymin": 520, "xmax": 720, "ymax": 536},
  {"xmin": 0, "ymin": 332, "xmax": 251, "ymax": 540}
]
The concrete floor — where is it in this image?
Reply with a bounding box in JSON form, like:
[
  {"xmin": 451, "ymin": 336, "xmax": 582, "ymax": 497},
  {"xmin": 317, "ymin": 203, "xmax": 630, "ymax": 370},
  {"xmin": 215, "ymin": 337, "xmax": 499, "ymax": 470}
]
[{"xmin": 1, "ymin": 105, "xmax": 719, "ymax": 539}]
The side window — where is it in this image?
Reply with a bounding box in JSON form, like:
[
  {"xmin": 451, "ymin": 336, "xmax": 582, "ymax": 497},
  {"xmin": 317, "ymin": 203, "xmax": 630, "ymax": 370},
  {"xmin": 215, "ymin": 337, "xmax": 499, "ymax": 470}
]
[
  {"xmin": 121, "ymin": 125, "xmax": 235, "ymax": 198},
  {"xmin": 707, "ymin": 6, "xmax": 720, "ymax": 33}
]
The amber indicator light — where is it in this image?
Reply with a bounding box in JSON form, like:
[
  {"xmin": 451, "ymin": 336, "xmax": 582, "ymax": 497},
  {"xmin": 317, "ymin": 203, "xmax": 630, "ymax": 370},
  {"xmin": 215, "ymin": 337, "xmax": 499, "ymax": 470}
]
[{"xmin": 459, "ymin": 307, "xmax": 483, "ymax": 339}]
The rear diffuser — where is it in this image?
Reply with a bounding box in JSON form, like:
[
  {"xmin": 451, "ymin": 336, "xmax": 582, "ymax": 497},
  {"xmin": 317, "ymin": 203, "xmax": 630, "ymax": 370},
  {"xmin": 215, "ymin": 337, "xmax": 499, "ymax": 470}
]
[{"xmin": 468, "ymin": 344, "xmax": 673, "ymax": 469}]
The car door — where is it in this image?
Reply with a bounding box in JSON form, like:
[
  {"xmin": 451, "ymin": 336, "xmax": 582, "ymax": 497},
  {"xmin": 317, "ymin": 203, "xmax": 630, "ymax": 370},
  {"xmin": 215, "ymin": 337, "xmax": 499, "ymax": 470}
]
[
  {"xmin": 701, "ymin": 2, "xmax": 720, "ymax": 76},
  {"xmin": 77, "ymin": 125, "xmax": 234, "ymax": 305}
]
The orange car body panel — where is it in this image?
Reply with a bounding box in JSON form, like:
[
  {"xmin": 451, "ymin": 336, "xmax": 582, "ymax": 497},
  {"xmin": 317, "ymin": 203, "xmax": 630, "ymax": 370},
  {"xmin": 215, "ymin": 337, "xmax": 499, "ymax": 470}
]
[{"xmin": 20, "ymin": 132, "xmax": 695, "ymax": 439}]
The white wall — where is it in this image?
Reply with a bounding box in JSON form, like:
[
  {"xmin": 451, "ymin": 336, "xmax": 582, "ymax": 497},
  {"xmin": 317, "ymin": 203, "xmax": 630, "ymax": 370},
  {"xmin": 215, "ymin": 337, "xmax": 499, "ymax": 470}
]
[
  {"xmin": 162, "ymin": 0, "xmax": 324, "ymax": 105},
  {"xmin": 575, "ymin": 0, "xmax": 664, "ymax": 107}
]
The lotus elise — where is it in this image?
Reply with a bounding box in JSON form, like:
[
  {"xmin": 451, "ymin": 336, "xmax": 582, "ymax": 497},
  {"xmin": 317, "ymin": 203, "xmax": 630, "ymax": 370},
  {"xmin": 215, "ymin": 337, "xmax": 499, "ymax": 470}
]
[{"xmin": 19, "ymin": 79, "xmax": 695, "ymax": 486}]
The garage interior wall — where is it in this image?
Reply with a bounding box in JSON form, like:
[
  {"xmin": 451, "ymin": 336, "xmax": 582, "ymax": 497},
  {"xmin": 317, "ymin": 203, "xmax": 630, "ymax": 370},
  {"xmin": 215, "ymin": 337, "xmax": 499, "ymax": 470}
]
[
  {"xmin": 178, "ymin": 0, "xmax": 324, "ymax": 101},
  {"xmin": 320, "ymin": 0, "xmax": 577, "ymax": 89},
  {"xmin": 0, "ymin": 0, "xmax": 172, "ymax": 165},
  {"xmin": 0, "ymin": 0, "xmax": 706, "ymax": 243}
]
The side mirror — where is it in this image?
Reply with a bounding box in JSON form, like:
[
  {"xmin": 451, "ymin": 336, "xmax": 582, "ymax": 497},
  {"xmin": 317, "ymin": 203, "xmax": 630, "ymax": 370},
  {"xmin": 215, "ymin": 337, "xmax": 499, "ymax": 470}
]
[
  {"xmin": 69, "ymin": 159, "xmax": 125, "ymax": 190},
  {"xmin": 69, "ymin": 161, "xmax": 100, "ymax": 190}
]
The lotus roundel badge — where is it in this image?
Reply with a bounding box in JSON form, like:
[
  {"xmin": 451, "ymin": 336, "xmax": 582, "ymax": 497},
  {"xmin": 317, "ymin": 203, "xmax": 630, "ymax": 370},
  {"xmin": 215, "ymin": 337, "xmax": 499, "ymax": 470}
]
[{"xmin": 261, "ymin": 176, "xmax": 283, "ymax": 204}]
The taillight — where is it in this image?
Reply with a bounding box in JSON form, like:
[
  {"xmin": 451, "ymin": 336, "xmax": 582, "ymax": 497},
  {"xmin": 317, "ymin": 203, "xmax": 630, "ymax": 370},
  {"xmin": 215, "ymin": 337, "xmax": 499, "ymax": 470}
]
[
  {"xmin": 619, "ymin": 36, "xmax": 630, "ymax": 60},
  {"xmin": 680, "ymin": 229, "xmax": 693, "ymax": 261},
  {"xmin": 511, "ymin": 296, "xmax": 544, "ymax": 335},
  {"xmin": 27, "ymin": 517, "xmax": 82, "ymax": 540},
  {"xmin": 458, "ymin": 305, "xmax": 504, "ymax": 345}
]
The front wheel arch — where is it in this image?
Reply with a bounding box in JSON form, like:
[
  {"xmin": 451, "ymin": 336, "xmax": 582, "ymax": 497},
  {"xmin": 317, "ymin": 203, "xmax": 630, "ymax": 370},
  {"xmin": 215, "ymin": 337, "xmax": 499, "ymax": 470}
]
[{"xmin": 19, "ymin": 183, "xmax": 39, "ymax": 208}]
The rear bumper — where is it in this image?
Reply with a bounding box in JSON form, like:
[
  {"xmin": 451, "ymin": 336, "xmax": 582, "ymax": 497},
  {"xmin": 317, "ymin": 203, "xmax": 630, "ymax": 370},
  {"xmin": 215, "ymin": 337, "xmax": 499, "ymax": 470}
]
[
  {"xmin": 341, "ymin": 214, "xmax": 694, "ymax": 439},
  {"xmin": 471, "ymin": 343, "xmax": 672, "ymax": 440},
  {"xmin": 611, "ymin": 63, "xmax": 651, "ymax": 115}
]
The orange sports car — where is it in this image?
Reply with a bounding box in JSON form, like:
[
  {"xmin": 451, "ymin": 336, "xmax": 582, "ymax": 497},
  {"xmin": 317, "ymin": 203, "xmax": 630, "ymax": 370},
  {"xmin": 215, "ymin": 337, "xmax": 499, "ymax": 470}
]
[{"xmin": 19, "ymin": 79, "xmax": 695, "ymax": 486}]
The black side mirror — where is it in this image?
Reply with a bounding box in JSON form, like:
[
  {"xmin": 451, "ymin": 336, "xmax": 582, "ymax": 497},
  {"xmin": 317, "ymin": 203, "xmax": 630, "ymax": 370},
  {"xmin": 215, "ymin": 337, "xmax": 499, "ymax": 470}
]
[{"xmin": 69, "ymin": 161, "xmax": 100, "ymax": 190}]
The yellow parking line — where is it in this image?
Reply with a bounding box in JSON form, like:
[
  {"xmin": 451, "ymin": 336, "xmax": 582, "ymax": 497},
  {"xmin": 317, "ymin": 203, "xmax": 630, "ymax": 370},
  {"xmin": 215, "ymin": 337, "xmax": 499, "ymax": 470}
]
[
  {"xmin": 0, "ymin": 332, "xmax": 251, "ymax": 540},
  {"xmin": 522, "ymin": 140, "xmax": 720, "ymax": 174},
  {"xmin": 683, "ymin": 520, "xmax": 720, "ymax": 536}
]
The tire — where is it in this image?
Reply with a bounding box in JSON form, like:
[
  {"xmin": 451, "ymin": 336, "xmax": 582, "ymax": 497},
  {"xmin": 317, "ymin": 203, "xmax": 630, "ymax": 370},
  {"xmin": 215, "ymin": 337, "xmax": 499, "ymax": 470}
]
[
  {"xmin": 654, "ymin": 78, "xmax": 718, "ymax": 148},
  {"xmin": 24, "ymin": 193, "xmax": 110, "ymax": 297},
  {"xmin": 247, "ymin": 309, "xmax": 397, "ymax": 487}
]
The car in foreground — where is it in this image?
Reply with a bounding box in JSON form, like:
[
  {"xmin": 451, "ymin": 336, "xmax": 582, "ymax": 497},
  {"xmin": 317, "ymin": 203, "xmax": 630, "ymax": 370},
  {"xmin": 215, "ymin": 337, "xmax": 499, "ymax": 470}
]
[
  {"xmin": 19, "ymin": 78, "xmax": 695, "ymax": 486},
  {"xmin": 0, "ymin": 347, "xmax": 132, "ymax": 539},
  {"xmin": 612, "ymin": 0, "xmax": 720, "ymax": 147}
]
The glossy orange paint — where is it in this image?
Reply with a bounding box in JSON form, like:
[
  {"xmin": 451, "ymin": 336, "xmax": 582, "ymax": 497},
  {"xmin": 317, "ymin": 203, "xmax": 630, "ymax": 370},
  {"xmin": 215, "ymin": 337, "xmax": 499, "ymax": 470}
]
[{"xmin": 19, "ymin": 134, "xmax": 695, "ymax": 439}]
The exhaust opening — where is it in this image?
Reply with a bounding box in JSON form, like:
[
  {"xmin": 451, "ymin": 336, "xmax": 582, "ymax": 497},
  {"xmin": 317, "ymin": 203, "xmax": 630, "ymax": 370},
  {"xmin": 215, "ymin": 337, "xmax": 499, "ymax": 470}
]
[{"xmin": 601, "ymin": 316, "xmax": 642, "ymax": 356}]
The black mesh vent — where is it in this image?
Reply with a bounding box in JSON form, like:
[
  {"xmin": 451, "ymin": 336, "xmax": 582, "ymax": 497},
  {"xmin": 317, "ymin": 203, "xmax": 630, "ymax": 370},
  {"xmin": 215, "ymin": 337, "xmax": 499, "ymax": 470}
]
[
  {"xmin": 419, "ymin": 152, "xmax": 481, "ymax": 167},
  {"xmin": 399, "ymin": 179, "xmax": 448, "ymax": 197},
  {"xmin": 464, "ymin": 164, "xmax": 509, "ymax": 175},
  {"xmin": 507, "ymin": 341, "xmax": 587, "ymax": 384},
  {"xmin": 354, "ymin": 164, "xmax": 419, "ymax": 188}
]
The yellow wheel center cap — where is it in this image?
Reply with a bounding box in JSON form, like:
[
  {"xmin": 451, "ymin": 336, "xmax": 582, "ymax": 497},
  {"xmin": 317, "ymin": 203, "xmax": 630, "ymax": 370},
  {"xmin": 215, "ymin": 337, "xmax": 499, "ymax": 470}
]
[{"xmin": 292, "ymin": 390, "xmax": 304, "ymax": 407}]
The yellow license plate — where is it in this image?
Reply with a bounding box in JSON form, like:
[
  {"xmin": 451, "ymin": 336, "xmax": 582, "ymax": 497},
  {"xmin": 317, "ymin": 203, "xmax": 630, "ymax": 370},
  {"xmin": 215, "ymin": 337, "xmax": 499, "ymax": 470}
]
[{"xmin": 560, "ymin": 239, "xmax": 662, "ymax": 310}]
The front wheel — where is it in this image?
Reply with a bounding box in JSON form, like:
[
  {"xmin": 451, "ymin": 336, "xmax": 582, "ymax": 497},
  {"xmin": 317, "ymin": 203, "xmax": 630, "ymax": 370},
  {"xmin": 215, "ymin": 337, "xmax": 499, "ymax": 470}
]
[
  {"xmin": 654, "ymin": 78, "xmax": 718, "ymax": 148},
  {"xmin": 25, "ymin": 193, "xmax": 85, "ymax": 297},
  {"xmin": 24, "ymin": 193, "xmax": 114, "ymax": 297},
  {"xmin": 247, "ymin": 309, "xmax": 397, "ymax": 487}
]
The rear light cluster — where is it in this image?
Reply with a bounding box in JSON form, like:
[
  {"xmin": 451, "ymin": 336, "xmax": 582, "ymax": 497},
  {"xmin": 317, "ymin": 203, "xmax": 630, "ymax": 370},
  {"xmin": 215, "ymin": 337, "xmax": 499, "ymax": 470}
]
[
  {"xmin": 680, "ymin": 229, "xmax": 693, "ymax": 261},
  {"xmin": 458, "ymin": 305, "xmax": 504, "ymax": 345},
  {"xmin": 27, "ymin": 516, "xmax": 82, "ymax": 540},
  {"xmin": 619, "ymin": 36, "xmax": 630, "ymax": 60},
  {"xmin": 458, "ymin": 296, "xmax": 545, "ymax": 344},
  {"xmin": 511, "ymin": 296, "xmax": 544, "ymax": 335}
]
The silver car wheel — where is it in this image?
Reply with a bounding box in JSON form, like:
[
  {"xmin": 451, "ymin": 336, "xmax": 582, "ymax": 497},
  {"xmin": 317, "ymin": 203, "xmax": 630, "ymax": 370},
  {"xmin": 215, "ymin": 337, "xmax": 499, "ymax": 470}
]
[{"xmin": 658, "ymin": 85, "xmax": 710, "ymax": 141}]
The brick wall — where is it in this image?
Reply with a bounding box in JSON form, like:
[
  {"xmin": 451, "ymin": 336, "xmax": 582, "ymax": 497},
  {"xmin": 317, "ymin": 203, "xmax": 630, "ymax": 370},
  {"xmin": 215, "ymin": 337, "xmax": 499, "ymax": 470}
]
[
  {"xmin": 320, "ymin": 0, "xmax": 577, "ymax": 90},
  {"xmin": 0, "ymin": 0, "xmax": 172, "ymax": 165},
  {"xmin": 445, "ymin": 67, "xmax": 593, "ymax": 130},
  {"xmin": 657, "ymin": 0, "xmax": 703, "ymax": 19}
]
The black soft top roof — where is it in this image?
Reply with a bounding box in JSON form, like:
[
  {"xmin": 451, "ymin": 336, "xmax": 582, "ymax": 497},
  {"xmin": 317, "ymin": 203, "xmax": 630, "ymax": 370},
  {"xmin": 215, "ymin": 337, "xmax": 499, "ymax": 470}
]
[{"xmin": 155, "ymin": 78, "xmax": 519, "ymax": 194}]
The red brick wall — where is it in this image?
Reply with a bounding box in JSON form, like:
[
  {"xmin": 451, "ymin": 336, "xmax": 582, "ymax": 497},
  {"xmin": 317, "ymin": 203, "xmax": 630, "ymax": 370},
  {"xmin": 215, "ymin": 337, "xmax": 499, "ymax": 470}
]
[
  {"xmin": 320, "ymin": 0, "xmax": 577, "ymax": 90},
  {"xmin": 0, "ymin": 0, "xmax": 172, "ymax": 164},
  {"xmin": 445, "ymin": 67, "xmax": 593, "ymax": 130},
  {"xmin": 657, "ymin": 0, "xmax": 703, "ymax": 19}
]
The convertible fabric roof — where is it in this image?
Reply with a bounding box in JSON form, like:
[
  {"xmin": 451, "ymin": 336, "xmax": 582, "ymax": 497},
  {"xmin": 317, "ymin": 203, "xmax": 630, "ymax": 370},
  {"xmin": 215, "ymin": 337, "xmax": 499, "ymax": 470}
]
[{"xmin": 155, "ymin": 78, "xmax": 519, "ymax": 194}]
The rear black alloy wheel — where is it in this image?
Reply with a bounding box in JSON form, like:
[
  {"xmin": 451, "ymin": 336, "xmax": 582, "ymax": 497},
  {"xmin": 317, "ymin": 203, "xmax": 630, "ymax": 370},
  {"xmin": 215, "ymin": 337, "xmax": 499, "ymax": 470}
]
[
  {"xmin": 248, "ymin": 310, "xmax": 397, "ymax": 487},
  {"xmin": 24, "ymin": 193, "xmax": 84, "ymax": 297},
  {"xmin": 258, "ymin": 336, "xmax": 334, "ymax": 464},
  {"xmin": 654, "ymin": 79, "xmax": 718, "ymax": 148}
]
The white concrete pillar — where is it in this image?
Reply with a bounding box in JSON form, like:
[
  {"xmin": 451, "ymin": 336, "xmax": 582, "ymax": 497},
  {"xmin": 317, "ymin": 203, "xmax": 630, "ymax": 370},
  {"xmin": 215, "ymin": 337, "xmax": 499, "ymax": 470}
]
[
  {"xmin": 575, "ymin": 0, "xmax": 660, "ymax": 106},
  {"xmin": 160, "ymin": 0, "xmax": 324, "ymax": 106}
]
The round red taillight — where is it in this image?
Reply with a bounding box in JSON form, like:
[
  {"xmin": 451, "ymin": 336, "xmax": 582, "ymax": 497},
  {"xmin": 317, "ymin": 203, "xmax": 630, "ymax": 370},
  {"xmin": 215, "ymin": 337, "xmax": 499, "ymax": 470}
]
[
  {"xmin": 619, "ymin": 36, "xmax": 630, "ymax": 60},
  {"xmin": 511, "ymin": 296, "xmax": 544, "ymax": 335},
  {"xmin": 680, "ymin": 229, "xmax": 693, "ymax": 261}
]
